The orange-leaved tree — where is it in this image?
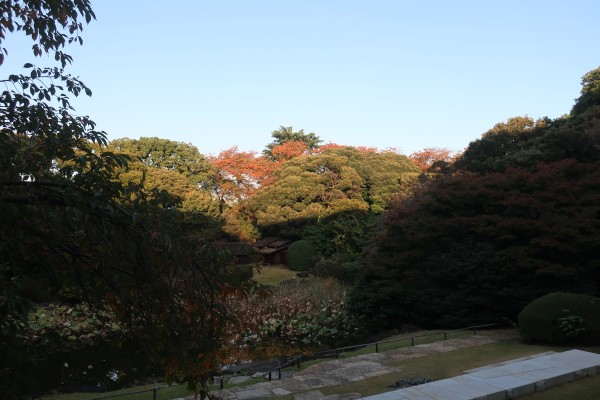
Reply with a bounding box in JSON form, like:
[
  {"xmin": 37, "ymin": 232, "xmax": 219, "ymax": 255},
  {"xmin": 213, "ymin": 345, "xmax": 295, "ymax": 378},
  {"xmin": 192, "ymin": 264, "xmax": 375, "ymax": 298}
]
[{"xmin": 409, "ymin": 147, "xmax": 457, "ymax": 172}]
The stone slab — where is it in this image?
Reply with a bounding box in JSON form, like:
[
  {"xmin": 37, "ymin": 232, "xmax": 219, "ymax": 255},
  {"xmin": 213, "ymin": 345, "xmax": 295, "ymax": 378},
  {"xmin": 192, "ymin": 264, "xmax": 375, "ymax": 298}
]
[
  {"xmin": 278, "ymin": 378, "xmax": 312, "ymax": 392},
  {"xmin": 447, "ymin": 375, "xmax": 506, "ymax": 398},
  {"xmin": 234, "ymin": 386, "xmax": 273, "ymax": 400},
  {"xmin": 272, "ymin": 387, "xmax": 292, "ymax": 396},
  {"xmin": 293, "ymin": 390, "xmax": 326, "ymax": 400},
  {"xmin": 513, "ymin": 369, "xmax": 574, "ymax": 390},
  {"xmin": 361, "ymin": 388, "xmax": 418, "ymax": 400},
  {"xmin": 361, "ymin": 350, "xmax": 600, "ymax": 400},
  {"xmin": 413, "ymin": 382, "xmax": 473, "ymax": 400},
  {"xmin": 229, "ymin": 375, "xmax": 251, "ymax": 384},
  {"xmin": 553, "ymin": 349, "xmax": 600, "ymax": 370},
  {"xmin": 482, "ymin": 375, "xmax": 535, "ymax": 398},
  {"xmin": 464, "ymin": 352, "xmax": 556, "ymax": 374}
]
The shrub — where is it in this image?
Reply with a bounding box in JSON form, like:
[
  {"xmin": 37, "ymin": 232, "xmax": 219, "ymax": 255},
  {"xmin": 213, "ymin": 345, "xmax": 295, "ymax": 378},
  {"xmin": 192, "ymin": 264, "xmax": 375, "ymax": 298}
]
[
  {"xmin": 223, "ymin": 278, "xmax": 361, "ymax": 360},
  {"xmin": 226, "ymin": 264, "xmax": 254, "ymax": 284},
  {"xmin": 309, "ymin": 259, "xmax": 346, "ymax": 281},
  {"xmin": 518, "ymin": 292, "xmax": 600, "ymax": 345},
  {"xmin": 287, "ymin": 240, "xmax": 320, "ymax": 271}
]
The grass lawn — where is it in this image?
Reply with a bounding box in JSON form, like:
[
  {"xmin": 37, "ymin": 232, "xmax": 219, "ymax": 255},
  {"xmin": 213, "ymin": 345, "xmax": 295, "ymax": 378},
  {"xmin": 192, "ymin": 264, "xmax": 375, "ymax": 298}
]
[{"xmin": 251, "ymin": 264, "xmax": 298, "ymax": 285}]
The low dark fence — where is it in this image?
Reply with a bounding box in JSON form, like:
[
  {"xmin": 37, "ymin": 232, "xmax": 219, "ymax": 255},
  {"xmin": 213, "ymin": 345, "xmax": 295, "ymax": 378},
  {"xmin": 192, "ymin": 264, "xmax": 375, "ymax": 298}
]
[{"xmin": 92, "ymin": 322, "xmax": 504, "ymax": 399}]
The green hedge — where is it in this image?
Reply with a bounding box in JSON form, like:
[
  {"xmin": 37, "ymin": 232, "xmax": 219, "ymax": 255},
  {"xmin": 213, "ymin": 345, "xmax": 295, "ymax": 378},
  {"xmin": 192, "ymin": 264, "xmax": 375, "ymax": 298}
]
[
  {"xmin": 518, "ymin": 292, "xmax": 600, "ymax": 345},
  {"xmin": 287, "ymin": 240, "xmax": 320, "ymax": 271}
]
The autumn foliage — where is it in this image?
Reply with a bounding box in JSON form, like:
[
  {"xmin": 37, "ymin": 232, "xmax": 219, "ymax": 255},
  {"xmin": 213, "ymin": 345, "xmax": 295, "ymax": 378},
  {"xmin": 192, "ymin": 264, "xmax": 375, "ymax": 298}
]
[
  {"xmin": 270, "ymin": 140, "xmax": 310, "ymax": 161},
  {"xmin": 409, "ymin": 147, "xmax": 457, "ymax": 172},
  {"xmin": 208, "ymin": 146, "xmax": 275, "ymax": 204}
]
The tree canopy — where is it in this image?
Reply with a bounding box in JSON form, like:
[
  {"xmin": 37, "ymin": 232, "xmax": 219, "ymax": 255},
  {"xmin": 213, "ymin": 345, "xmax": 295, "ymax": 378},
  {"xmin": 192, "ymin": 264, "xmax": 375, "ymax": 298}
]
[
  {"xmin": 409, "ymin": 147, "xmax": 457, "ymax": 173},
  {"xmin": 263, "ymin": 125, "xmax": 322, "ymax": 160},
  {"xmin": 248, "ymin": 146, "xmax": 420, "ymax": 237},
  {"xmin": 110, "ymin": 137, "xmax": 214, "ymax": 189},
  {"xmin": 572, "ymin": 66, "xmax": 600, "ymax": 116},
  {"xmin": 349, "ymin": 159, "xmax": 600, "ymax": 327}
]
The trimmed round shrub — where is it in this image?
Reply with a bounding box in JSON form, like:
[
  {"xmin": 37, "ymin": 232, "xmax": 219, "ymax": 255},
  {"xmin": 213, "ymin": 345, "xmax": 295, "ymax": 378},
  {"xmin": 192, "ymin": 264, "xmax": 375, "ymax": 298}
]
[
  {"xmin": 287, "ymin": 240, "xmax": 320, "ymax": 271},
  {"xmin": 518, "ymin": 292, "xmax": 600, "ymax": 345}
]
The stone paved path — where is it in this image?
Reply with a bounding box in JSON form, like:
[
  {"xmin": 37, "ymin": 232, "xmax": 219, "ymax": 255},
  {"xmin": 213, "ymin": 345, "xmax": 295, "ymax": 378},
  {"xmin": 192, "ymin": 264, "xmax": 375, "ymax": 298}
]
[{"xmin": 202, "ymin": 330, "xmax": 518, "ymax": 400}]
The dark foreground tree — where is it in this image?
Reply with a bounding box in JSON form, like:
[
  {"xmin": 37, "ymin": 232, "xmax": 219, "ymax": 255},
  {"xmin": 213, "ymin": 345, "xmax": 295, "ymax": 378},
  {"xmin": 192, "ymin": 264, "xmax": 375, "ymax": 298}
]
[
  {"xmin": 0, "ymin": 2, "xmax": 234, "ymax": 398},
  {"xmin": 349, "ymin": 159, "xmax": 600, "ymax": 329},
  {"xmin": 349, "ymin": 68, "xmax": 600, "ymax": 329}
]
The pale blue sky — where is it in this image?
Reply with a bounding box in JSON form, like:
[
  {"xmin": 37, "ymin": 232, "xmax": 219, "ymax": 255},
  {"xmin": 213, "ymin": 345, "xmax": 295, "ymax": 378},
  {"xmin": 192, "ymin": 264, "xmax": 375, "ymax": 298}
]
[{"xmin": 3, "ymin": 0, "xmax": 599, "ymax": 156}]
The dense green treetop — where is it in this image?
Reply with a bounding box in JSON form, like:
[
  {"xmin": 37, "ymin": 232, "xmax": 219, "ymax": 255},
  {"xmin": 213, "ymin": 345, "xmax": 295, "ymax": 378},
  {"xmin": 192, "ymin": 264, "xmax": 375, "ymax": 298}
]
[
  {"xmin": 110, "ymin": 137, "xmax": 214, "ymax": 188},
  {"xmin": 455, "ymin": 116, "xmax": 549, "ymax": 173},
  {"xmin": 249, "ymin": 147, "xmax": 419, "ymax": 234},
  {"xmin": 571, "ymin": 66, "xmax": 600, "ymax": 116},
  {"xmin": 456, "ymin": 114, "xmax": 600, "ymax": 173},
  {"xmin": 457, "ymin": 67, "xmax": 600, "ymax": 174}
]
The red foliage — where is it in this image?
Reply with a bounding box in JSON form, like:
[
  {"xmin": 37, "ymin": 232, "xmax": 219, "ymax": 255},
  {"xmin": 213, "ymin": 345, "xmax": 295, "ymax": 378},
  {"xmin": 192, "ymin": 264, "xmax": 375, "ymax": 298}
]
[
  {"xmin": 316, "ymin": 143, "xmax": 346, "ymax": 152},
  {"xmin": 409, "ymin": 147, "xmax": 457, "ymax": 172},
  {"xmin": 271, "ymin": 140, "xmax": 309, "ymax": 161},
  {"xmin": 208, "ymin": 146, "xmax": 275, "ymax": 204}
]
